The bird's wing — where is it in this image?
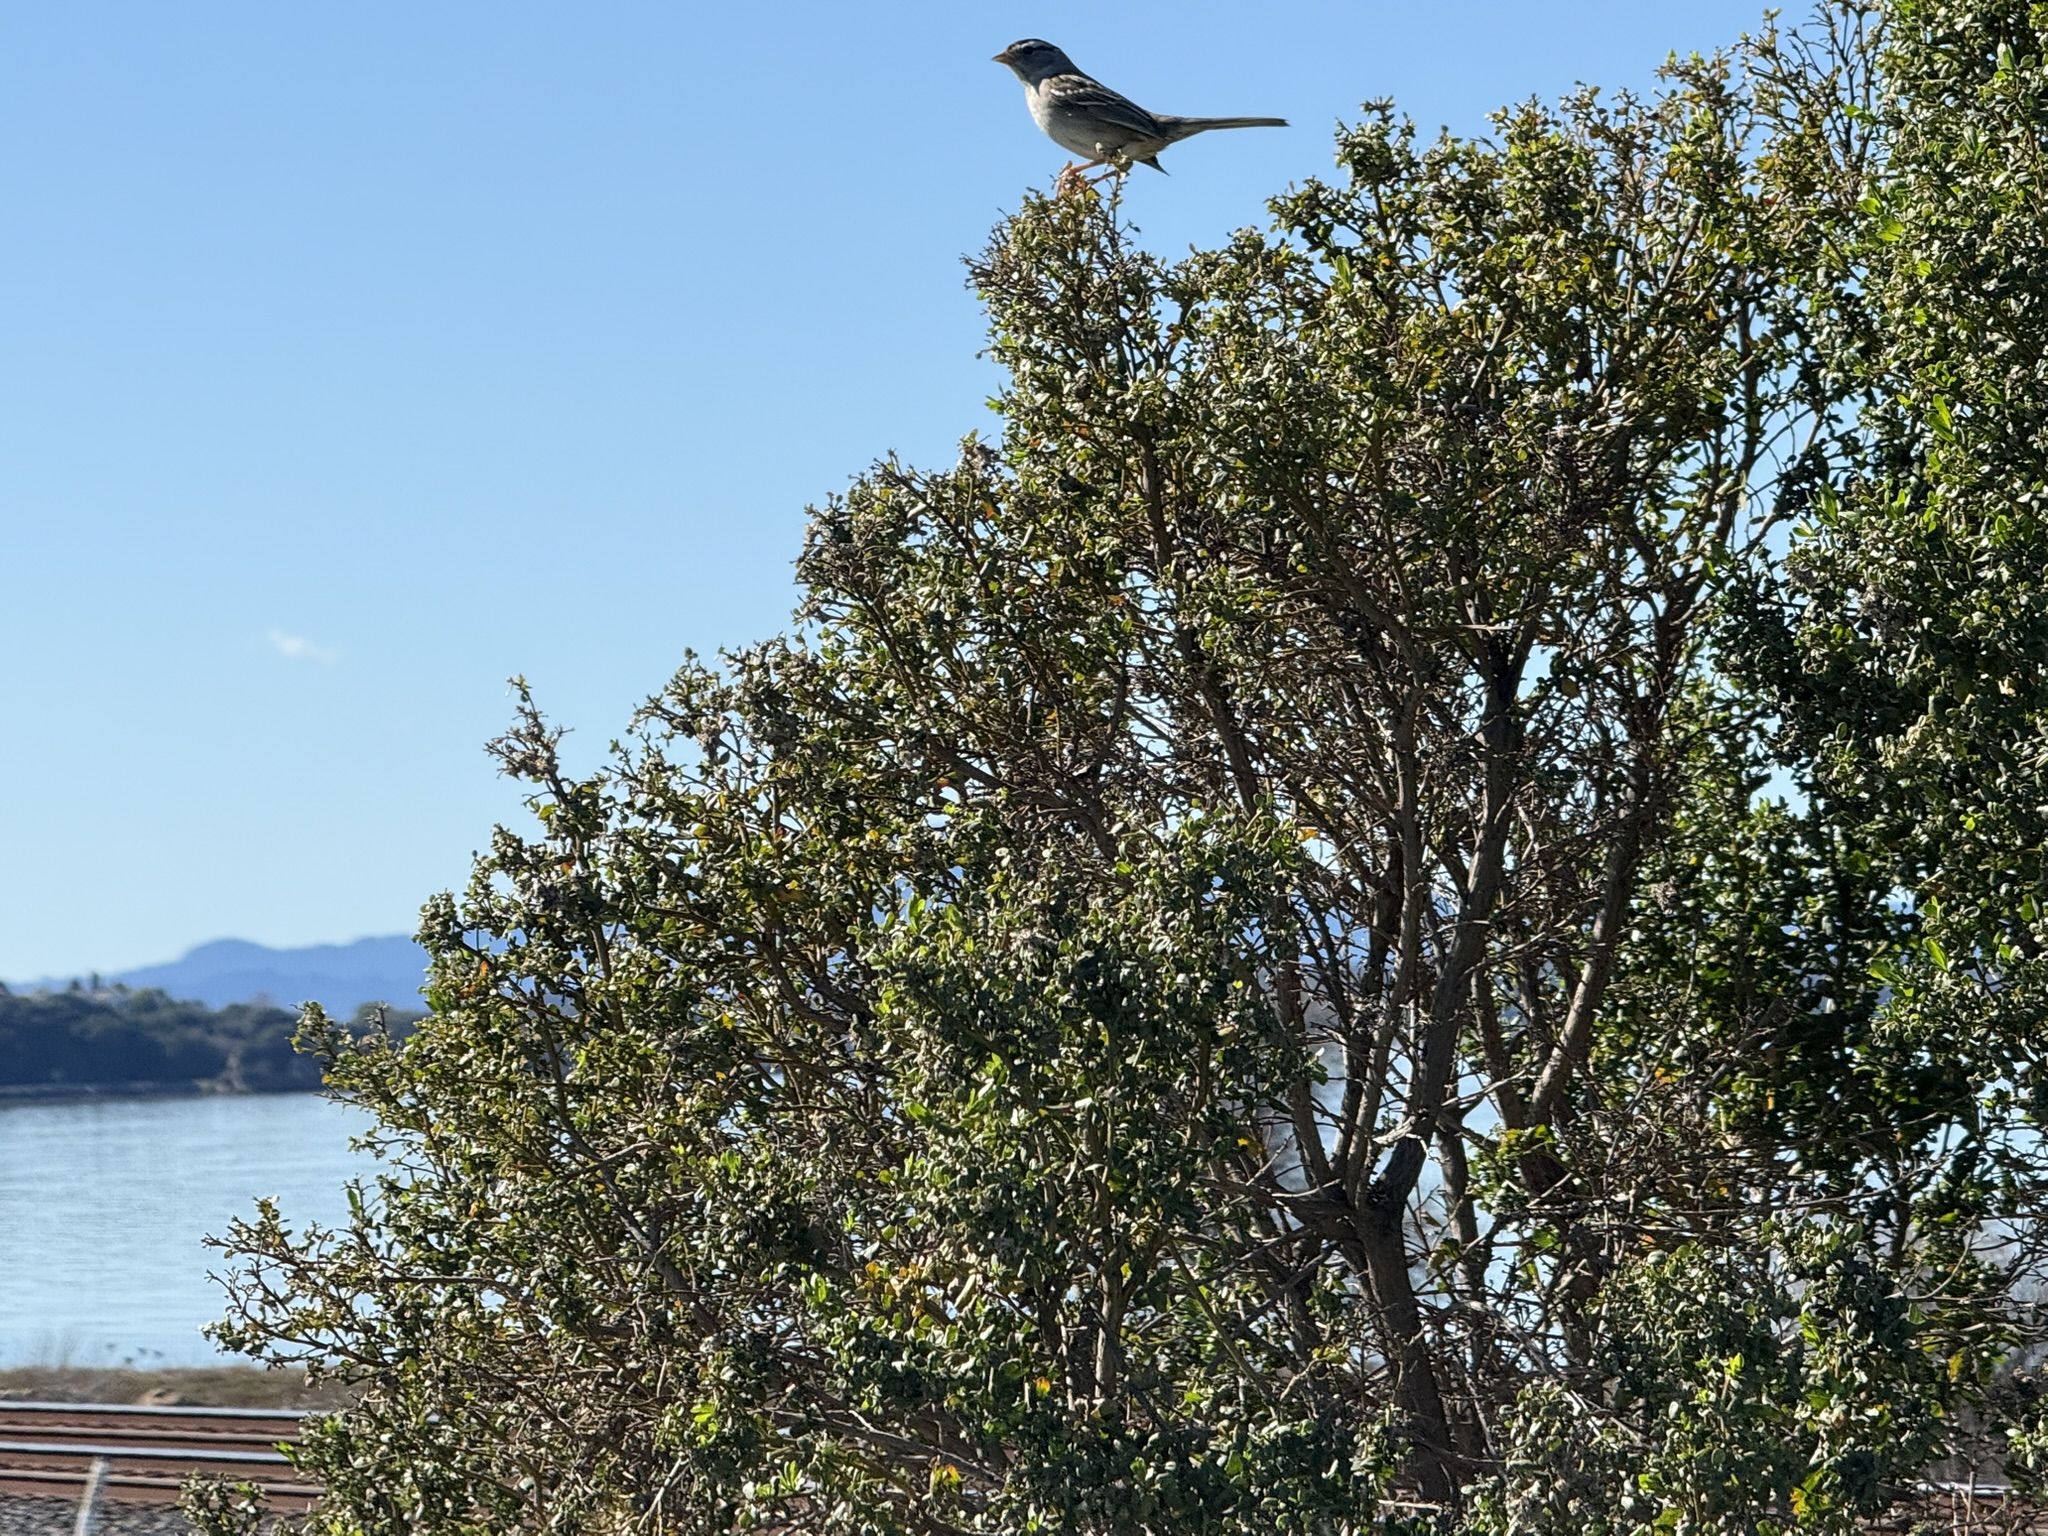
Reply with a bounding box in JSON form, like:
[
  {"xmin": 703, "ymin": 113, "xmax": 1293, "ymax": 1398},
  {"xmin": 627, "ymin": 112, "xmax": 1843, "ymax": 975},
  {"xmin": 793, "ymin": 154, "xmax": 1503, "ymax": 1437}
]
[{"xmin": 1041, "ymin": 74, "xmax": 1165, "ymax": 139}]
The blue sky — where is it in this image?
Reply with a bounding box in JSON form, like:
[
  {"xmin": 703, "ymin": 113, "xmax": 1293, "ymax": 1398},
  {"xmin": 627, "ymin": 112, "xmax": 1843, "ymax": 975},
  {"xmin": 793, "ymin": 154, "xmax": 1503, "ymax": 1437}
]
[{"xmin": 2, "ymin": 1, "xmax": 1773, "ymax": 979}]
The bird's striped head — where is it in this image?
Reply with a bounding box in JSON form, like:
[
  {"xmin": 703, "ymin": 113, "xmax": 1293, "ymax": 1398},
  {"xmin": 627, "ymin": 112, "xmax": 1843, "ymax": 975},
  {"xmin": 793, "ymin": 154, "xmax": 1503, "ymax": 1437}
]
[{"xmin": 993, "ymin": 39, "xmax": 1080, "ymax": 85}]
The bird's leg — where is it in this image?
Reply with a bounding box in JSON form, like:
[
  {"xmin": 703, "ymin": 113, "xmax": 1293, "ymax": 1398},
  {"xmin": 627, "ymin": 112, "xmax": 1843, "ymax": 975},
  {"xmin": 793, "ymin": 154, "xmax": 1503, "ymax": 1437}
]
[{"xmin": 1056, "ymin": 159, "xmax": 1108, "ymax": 195}]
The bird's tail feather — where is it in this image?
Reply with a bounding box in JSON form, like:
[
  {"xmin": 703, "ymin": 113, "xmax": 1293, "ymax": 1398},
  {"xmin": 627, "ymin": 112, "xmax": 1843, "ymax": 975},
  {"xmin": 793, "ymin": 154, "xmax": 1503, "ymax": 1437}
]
[{"xmin": 1162, "ymin": 115, "xmax": 1288, "ymax": 141}]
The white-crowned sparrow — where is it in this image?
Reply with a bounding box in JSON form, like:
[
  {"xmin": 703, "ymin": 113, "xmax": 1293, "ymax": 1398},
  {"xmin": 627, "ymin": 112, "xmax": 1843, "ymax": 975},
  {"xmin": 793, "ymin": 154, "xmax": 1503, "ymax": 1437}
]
[{"xmin": 993, "ymin": 39, "xmax": 1286, "ymax": 180}]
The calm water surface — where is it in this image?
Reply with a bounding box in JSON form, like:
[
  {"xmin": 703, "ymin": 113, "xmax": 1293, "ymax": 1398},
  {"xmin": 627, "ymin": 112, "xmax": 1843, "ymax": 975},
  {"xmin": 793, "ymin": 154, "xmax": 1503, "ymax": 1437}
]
[{"xmin": 0, "ymin": 1093, "xmax": 374, "ymax": 1366}]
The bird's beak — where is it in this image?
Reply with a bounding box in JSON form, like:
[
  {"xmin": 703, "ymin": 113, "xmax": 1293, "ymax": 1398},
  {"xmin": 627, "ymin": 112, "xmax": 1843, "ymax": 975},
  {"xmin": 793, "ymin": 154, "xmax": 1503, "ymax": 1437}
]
[{"xmin": 992, "ymin": 47, "xmax": 1015, "ymax": 64}]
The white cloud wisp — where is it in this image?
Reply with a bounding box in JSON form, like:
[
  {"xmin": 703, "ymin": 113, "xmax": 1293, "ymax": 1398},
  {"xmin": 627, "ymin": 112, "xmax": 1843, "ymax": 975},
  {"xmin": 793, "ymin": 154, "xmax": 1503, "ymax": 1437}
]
[{"xmin": 267, "ymin": 628, "xmax": 340, "ymax": 665}]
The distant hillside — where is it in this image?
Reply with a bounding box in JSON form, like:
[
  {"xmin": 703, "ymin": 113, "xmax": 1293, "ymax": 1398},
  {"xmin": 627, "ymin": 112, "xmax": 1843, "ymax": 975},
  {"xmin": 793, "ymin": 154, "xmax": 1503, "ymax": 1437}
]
[
  {"xmin": 10, "ymin": 937, "xmax": 432, "ymax": 1014},
  {"xmin": 112, "ymin": 937, "xmax": 429, "ymax": 1012}
]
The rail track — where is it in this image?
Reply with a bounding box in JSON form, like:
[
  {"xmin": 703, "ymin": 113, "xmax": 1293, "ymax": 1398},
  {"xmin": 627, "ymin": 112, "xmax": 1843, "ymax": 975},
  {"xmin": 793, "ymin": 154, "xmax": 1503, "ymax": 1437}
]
[{"xmin": 0, "ymin": 1400, "xmax": 319, "ymax": 1515}]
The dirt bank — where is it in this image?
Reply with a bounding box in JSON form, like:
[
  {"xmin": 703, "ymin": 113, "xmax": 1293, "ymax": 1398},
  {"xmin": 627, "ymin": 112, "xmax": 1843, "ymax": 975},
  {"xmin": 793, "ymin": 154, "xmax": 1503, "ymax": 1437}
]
[{"xmin": 0, "ymin": 1366, "xmax": 349, "ymax": 1410}]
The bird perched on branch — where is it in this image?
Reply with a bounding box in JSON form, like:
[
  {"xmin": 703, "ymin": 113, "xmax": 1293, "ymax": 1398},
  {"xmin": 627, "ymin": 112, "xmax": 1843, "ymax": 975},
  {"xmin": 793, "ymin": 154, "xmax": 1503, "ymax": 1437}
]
[{"xmin": 992, "ymin": 39, "xmax": 1286, "ymax": 187}]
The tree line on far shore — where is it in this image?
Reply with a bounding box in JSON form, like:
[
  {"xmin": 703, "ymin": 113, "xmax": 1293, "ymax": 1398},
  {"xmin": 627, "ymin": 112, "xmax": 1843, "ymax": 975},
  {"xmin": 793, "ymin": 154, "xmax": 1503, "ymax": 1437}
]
[{"xmin": 0, "ymin": 986, "xmax": 415, "ymax": 1098}]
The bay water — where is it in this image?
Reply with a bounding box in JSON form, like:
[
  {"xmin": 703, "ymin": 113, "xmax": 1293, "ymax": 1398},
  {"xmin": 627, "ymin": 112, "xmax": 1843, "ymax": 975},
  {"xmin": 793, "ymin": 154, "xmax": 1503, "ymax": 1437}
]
[{"xmin": 0, "ymin": 1093, "xmax": 374, "ymax": 1367}]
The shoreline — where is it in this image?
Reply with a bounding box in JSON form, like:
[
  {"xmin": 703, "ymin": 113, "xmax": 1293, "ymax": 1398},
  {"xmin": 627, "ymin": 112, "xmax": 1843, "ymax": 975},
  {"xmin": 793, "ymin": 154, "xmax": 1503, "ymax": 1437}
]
[
  {"xmin": 0, "ymin": 1084, "xmax": 334, "ymax": 1108},
  {"xmin": 0, "ymin": 1366, "xmax": 352, "ymax": 1411}
]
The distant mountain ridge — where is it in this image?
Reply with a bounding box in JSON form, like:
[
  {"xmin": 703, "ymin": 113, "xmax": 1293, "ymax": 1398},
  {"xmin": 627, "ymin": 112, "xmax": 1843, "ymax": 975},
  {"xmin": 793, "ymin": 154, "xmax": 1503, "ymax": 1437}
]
[{"xmin": 12, "ymin": 937, "xmax": 430, "ymax": 1014}]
